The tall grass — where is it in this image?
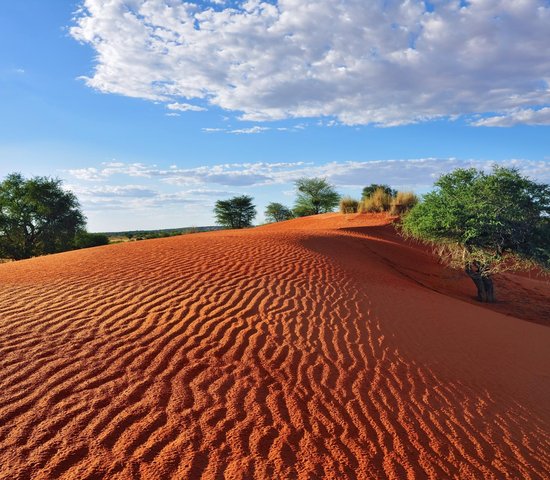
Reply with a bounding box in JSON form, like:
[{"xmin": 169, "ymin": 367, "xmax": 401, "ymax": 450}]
[
  {"xmin": 390, "ymin": 191, "xmax": 418, "ymax": 215},
  {"xmin": 358, "ymin": 188, "xmax": 392, "ymax": 213},
  {"xmin": 339, "ymin": 196, "xmax": 359, "ymax": 213}
]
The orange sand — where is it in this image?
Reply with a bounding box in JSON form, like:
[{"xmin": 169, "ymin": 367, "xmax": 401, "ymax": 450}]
[{"xmin": 0, "ymin": 213, "xmax": 549, "ymax": 479}]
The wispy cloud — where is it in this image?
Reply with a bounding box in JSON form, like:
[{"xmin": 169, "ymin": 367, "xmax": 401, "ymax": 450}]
[
  {"xmin": 67, "ymin": 158, "xmax": 550, "ymax": 190},
  {"xmin": 166, "ymin": 102, "xmax": 206, "ymax": 112},
  {"xmin": 472, "ymin": 108, "xmax": 550, "ymax": 127},
  {"xmin": 71, "ymin": 0, "xmax": 550, "ymax": 126}
]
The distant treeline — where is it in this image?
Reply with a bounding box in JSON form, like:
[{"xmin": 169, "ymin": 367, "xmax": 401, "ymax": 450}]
[{"xmin": 104, "ymin": 226, "xmax": 221, "ymax": 242}]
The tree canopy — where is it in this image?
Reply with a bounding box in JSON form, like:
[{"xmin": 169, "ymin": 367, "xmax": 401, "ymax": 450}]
[
  {"xmin": 214, "ymin": 195, "xmax": 256, "ymax": 229},
  {"xmin": 401, "ymin": 166, "xmax": 550, "ymax": 302},
  {"xmin": 293, "ymin": 177, "xmax": 340, "ymax": 217},
  {"xmin": 0, "ymin": 173, "xmax": 86, "ymax": 260},
  {"xmin": 265, "ymin": 202, "xmax": 294, "ymax": 223},
  {"xmin": 362, "ymin": 184, "xmax": 397, "ymax": 199}
]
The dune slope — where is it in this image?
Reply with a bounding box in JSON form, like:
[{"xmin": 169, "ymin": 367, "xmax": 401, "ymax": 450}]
[{"xmin": 0, "ymin": 213, "xmax": 549, "ymax": 479}]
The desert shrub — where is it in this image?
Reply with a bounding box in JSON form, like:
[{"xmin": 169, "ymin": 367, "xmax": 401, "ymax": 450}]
[
  {"xmin": 74, "ymin": 231, "xmax": 110, "ymax": 249},
  {"xmin": 390, "ymin": 191, "xmax": 418, "ymax": 216},
  {"xmin": 362, "ymin": 184, "xmax": 397, "ymax": 199},
  {"xmin": 265, "ymin": 202, "xmax": 294, "ymax": 222},
  {"xmin": 0, "ymin": 173, "xmax": 85, "ymax": 259},
  {"xmin": 214, "ymin": 195, "xmax": 256, "ymax": 229},
  {"xmin": 293, "ymin": 178, "xmax": 340, "ymax": 216},
  {"xmin": 401, "ymin": 166, "xmax": 550, "ymax": 302},
  {"xmin": 339, "ymin": 197, "xmax": 359, "ymax": 213},
  {"xmin": 359, "ymin": 188, "xmax": 392, "ymax": 213}
]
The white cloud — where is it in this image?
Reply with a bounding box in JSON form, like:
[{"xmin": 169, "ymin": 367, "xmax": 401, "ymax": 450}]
[
  {"xmin": 67, "ymin": 159, "xmax": 550, "ymax": 190},
  {"xmin": 166, "ymin": 102, "xmax": 206, "ymax": 112},
  {"xmin": 71, "ymin": 0, "xmax": 550, "ymax": 126},
  {"xmin": 472, "ymin": 107, "xmax": 550, "ymax": 127},
  {"xmin": 229, "ymin": 126, "xmax": 270, "ymax": 134}
]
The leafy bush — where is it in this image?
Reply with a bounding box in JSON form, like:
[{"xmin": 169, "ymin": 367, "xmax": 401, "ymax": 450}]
[
  {"xmin": 214, "ymin": 195, "xmax": 256, "ymax": 229},
  {"xmin": 339, "ymin": 197, "xmax": 359, "ymax": 213},
  {"xmin": 293, "ymin": 178, "xmax": 340, "ymax": 216},
  {"xmin": 401, "ymin": 166, "xmax": 550, "ymax": 302},
  {"xmin": 390, "ymin": 191, "xmax": 418, "ymax": 216},
  {"xmin": 265, "ymin": 202, "xmax": 294, "ymax": 222},
  {"xmin": 0, "ymin": 173, "xmax": 85, "ymax": 259},
  {"xmin": 74, "ymin": 231, "xmax": 109, "ymax": 249},
  {"xmin": 362, "ymin": 184, "xmax": 397, "ymax": 199}
]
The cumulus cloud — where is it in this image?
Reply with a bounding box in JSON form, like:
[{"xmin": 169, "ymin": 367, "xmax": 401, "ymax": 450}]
[{"xmin": 71, "ymin": 0, "xmax": 550, "ymax": 126}]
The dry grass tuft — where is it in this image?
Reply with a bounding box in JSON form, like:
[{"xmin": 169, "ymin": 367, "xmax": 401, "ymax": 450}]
[
  {"xmin": 390, "ymin": 191, "xmax": 418, "ymax": 216},
  {"xmin": 358, "ymin": 188, "xmax": 392, "ymax": 213},
  {"xmin": 339, "ymin": 197, "xmax": 359, "ymax": 213}
]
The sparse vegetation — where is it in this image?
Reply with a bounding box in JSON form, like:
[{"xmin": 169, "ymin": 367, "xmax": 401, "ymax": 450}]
[
  {"xmin": 293, "ymin": 177, "xmax": 340, "ymax": 217},
  {"xmin": 358, "ymin": 187, "xmax": 392, "ymax": 213},
  {"xmin": 214, "ymin": 195, "xmax": 257, "ymax": 229},
  {"xmin": 265, "ymin": 202, "xmax": 294, "ymax": 222},
  {"xmin": 401, "ymin": 166, "xmax": 550, "ymax": 302},
  {"xmin": 362, "ymin": 184, "xmax": 397, "ymax": 199},
  {"xmin": 390, "ymin": 191, "xmax": 418, "ymax": 216},
  {"xmin": 339, "ymin": 196, "xmax": 359, "ymax": 213}
]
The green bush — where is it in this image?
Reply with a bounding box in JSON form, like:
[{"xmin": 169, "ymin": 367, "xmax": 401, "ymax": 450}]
[
  {"xmin": 293, "ymin": 178, "xmax": 340, "ymax": 216},
  {"xmin": 74, "ymin": 231, "xmax": 109, "ymax": 249},
  {"xmin": 265, "ymin": 202, "xmax": 294, "ymax": 222},
  {"xmin": 401, "ymin": 166, "xmax": 550, "ymax": 302}
]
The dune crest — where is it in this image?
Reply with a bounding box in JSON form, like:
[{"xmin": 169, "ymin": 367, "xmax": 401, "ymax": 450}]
[{"xmin": 1, "ymin": 213, "xmax": 549, "ymax": 479}]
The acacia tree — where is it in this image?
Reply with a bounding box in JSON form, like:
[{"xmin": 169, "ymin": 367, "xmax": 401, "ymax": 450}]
[
  {"xmin": 265, "ymin": 202, "xmax": 294, "ymax": 222},
  {"xmin": 401, "ymin": 166, "xmax": 550, "ymax": 302},
  {"xmin": 214, "ymin": 195, "xmax": 256, "ymax": 229},
  {"xmin": 0, "ymin": 173, "xmax": 86, "ymax": 259},
  {"xmin": 362, "ymin": 184, "xmax": 397, "ymax": 199},
  {"xmin": 293, "ymin": 177, "xmax": 340, "ymax": 217}
]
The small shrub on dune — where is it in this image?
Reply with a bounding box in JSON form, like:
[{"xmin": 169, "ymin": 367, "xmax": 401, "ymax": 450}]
[
  {"xmin": 359, "ymin": 188, "xmax": 392, "ymax": 213},
  {"xmin": 390, "ymin": 191, "xmax": 418, "ymax": 216},
  {"xmin": 339, "ymin": 197, "xmax": 359, "ymax": 213}
]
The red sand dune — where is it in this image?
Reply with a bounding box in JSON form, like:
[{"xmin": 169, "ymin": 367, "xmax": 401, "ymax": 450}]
[{"xmin": 0, "ymin": 213, "xmax": 549, "ymax": 479}]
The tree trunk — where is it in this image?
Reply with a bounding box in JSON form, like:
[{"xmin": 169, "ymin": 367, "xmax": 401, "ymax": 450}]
[{"xmin": 465, "ymin": 264, "xmax": 495, "ymax": 303}]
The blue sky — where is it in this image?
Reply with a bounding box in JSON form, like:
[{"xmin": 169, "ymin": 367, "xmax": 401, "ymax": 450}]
[{"xmin": 1, "ymin": 0, "xmax": 549, "ymax": 231}]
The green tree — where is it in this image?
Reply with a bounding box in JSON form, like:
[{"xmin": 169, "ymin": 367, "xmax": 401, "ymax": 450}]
[
  {"xmin": 401, "ymin": 166, "xmax": 550, "ymax": 302},
  {"xmin": 214, "ymin": 195, "xmax": 256, "ymax": 229},
  {"xmin": 265, "ymin": 202, "xmax": 294, "ymax": 222},
  {"xmin": 362, "ymin": 184, "xmax": 397, "ymax": 199},
  {"xmin": 293, "ymin": 178, "xmax": 340, "ymax": 217},
  {"xmin": 0, "ymin": 173, "xmax": 86, "ymax": 259}
]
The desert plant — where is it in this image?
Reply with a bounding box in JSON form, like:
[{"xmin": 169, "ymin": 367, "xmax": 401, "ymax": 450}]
[
  {"xmin": 401, "ymin": 166, "xmax": 550, "ymax": 302},
  {"xmin": 74, "ymin": 231, "xmax": 110, "ymax": 249},
  {"xmin": 339, "ymin": 197, "xmax": 359, "ymax": 213},
  {"xmin": 362, "ymin": 184, "xmax": 397, "ymax": 199},
  {"xmin": 214, "ymin": 195, "xmax": 256, "ymax": 229},
  {"xmin": 359, "ymin": 187, "xmax": 392, "ymax": 213},
  {"xmin": 265, "ymin": 202, "xmax": 294, "ymax": 222},
  {"xmin": 293, "ymin": 177, "xmax": 340, "ymax": 217},
  {"xmin": 0, "ymin": 173, "xmax": 86, "ymax": 259},
  {"xmin": 390, "ymin": 191, "xmax": 418, "ymax": 216}
]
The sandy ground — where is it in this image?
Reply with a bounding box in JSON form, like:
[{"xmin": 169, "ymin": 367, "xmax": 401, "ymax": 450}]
[{"xmin": 0, "ymin": 213, "xmax": 549, "ymax": 479}]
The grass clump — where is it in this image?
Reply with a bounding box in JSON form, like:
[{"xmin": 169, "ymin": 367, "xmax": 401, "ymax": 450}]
[
  {"xmin": 339, "ymin": 196, "xmax": 359, "ymax": 213},
  {"xmin": 390, "ymin": 191, "xmax": 418, "ymax": 216},
  {"xmin": 358, "ymin": 188, "xmax": 392, "ymax": 213}
]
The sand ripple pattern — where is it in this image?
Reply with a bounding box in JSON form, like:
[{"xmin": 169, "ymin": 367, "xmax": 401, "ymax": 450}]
[{"xmin": 0, "ymin": 215, "xmax": 549, "ymax": 479}]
